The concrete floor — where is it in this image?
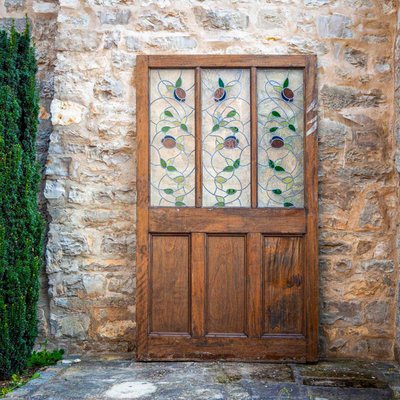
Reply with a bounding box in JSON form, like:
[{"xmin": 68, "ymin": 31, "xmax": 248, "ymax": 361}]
[{"xmin": 6, "ymin": 355, "xmax": 400, "ymax": 399}]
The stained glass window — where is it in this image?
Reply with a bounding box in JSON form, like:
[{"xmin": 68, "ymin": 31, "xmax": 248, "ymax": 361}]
[
  {"xmin": 201, "ymin": 69, "xmax": 251, "ymax": 207},
  {"xmin": 257, "ymin": 69, "xmax": 304, "ymax": 208},
  {"xmin": 150, "ymin": 69, "xmax": 195, "ymax": 207}
]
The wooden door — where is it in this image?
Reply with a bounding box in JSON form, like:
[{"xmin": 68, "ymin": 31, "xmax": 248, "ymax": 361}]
[{"xmin": 136, "ymin": 55, "xmax": 318, "ymax": 361}]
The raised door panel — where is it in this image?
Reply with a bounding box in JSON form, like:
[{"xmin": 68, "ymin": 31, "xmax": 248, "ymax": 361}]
[
  {"xmin": 150, "ymin": 235, "xmax": 190, "ymax": 334},
  {"xmin": 263, "ymin": 236, "xmax": 304, "ymax": 335},
  {"xmin": 205, "ymin": 235, "xmax": 246, "ymax": 336}
]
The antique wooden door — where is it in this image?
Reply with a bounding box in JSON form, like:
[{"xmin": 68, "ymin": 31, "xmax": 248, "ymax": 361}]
[{"xmin": 136, "ymin": 55, "xmax": 318, "ymax": 361}]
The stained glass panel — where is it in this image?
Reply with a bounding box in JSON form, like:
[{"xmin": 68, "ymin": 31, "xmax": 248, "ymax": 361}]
[
  {"xmin": 257, "ymin": 69, "xmax": 304, "ymax": 208},
  {"xmin": 150, "ymin": 69, "xmax": 195, "ymax": 207},
  {"xmin": 201, "ymin": 69, "xmax": 251, "ymax": 207}
]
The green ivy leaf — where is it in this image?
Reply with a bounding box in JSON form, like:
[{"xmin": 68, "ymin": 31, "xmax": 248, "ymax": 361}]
[
  {"xmin": 275, "ymin": 166, "xmax": 285, "ymax": 172},
  {"xmin": 218, "ymin": 78, "xmax": 224, "ymax": 88},
  {"xmin": 284, "ymin": 202, "xmax": 294, "ymax": 207},
  {"xmin": 174, "ymin": 176, "xmax": 185, "ymax": 183},
  {"xmin": 176, "ymin": 77, "xmax": 182, "ymax": 88},
  {"xmin": 212, "ymin": 124, "xmax": 220, "ymax": 132},
  {"xmin": 283, "ymin": 77, "xmax": 289, "ymax": 88},
  {"xmin": 268, "ymin": 159, "xmax": 275, "ymax": 169},
  {"xmin": 226, "ymin": 110, "xmax": 237, "ymax": 118},
  {"xmin": 230, "ymin": 126, "xmax": 239, "ymax": 133},
  {"xmin": 269, "ymin": 127, "xmax": 278, "ymax": 133},
  {"xmin": 233, "ymin": 159, "xmax": 240, "ymax": 169},
  {"xmin": 272, "ymin": 189, "xmax": 282, "ymax": 195},
  {"xmin": 160, "ymin": 158, "xmax": 167, "ymax": 168},
  {"xmin": 180, "ymin": 123, "xmax": 188, "ymax": 132},
  {"xmin": 223, "ymin": 165, "xmax": 234, "ymax": 172},
  {"xmin": 175, "ymin": 201, "xmax": 185, "ymax": 206},
  {"xmin": 167, "ymin": 165, "xmax": 177, "ymax": 171},
  {"xmin": 161, "ymin": 126, "xmax": 171, "ymax": 133},
  {"xmin": 164, "ymin": 188, "xmax": 174, "ymax": 194},
  {"xmin": 226, "ymin": 188, "xmax": 237, "ymax": 195},
  {"xmin": 288, "ymin": 124, "xmax": 296, "ymax": 132},
  {"xmin": 164, "ymin": 110, "xmax": 173, "ymax": 117},
  {"xmin": 272, "ymin": 111, "xmax": 281, "ymax": 117}
]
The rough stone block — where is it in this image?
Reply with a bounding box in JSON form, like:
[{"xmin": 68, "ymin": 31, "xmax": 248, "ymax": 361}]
[
  {"xmin": 59, "ymin": 233, "xmax": 89, "ymax": 256},
  {"xmin": 316, "ymin": 14, "xmax": 352, "ymax": 38},
  {"xmin": 4, "ymin": 0, "xmax": 25, "ymax": 11},
  {"xmin": 98, "ymin": 10, "xmax": 131, "ymax": 25},
  {"xmin": 194, "ymin": 7, "xmax": 249, "ymax": 30},
  {"xmin": 51, "ymin": 99, "xmax": 86, "ymax": 126}
]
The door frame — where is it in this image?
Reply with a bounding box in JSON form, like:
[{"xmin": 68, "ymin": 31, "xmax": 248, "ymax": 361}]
[{"xmin": 136, "ymin": 55, "xmax": 318, "ymax": 361}]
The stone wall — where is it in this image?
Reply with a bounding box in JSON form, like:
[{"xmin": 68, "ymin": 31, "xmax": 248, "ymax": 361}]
[{"xmin": 1, "ymin": 0, "xmax": 399, "ymax": 359}]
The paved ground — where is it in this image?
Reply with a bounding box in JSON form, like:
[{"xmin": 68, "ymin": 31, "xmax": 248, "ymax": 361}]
[{"xmin": 6, "ymin": 355, "xmax": 400, "ymax": 399}]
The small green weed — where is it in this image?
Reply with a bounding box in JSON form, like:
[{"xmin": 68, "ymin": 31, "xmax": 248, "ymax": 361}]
[{"xmin": 27, "ymin": 348, "xmax": 64, "ymax": 368}]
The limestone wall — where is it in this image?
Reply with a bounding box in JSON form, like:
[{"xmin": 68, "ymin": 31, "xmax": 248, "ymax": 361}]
[{"xmin": 1, "ymin": 0, "xmax": 399, "ymax": 359}]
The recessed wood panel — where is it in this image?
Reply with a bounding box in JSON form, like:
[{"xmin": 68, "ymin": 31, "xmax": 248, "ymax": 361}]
[
  {"xmin": 150, "ymin": 235, "xmax": 190, "ymax": 334},
  {"xmin": 263, "ymin": 236, "xmax": 304, "ymax": 335},
  {"xmin": 206, "ymin": 235, "xmax": 246, "ymax": 336}
]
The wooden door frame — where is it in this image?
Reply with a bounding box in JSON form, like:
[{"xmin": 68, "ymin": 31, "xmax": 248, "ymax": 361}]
[{"xmin": 136, "ymin": 55, "xmax": 318, "ymax": 361}]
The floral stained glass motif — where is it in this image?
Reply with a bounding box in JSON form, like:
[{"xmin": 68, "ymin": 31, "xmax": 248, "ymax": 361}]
[
  {"xmin": 257, "ymin": 69, "xmax": 304, "ymax": 208},
  {"xmin": 201, "ymin": 69, "xmax": 251, "ymax": 207},
  {"xmin": 150, "ymin": 69, "xmax": 195, "ymax": 207}
]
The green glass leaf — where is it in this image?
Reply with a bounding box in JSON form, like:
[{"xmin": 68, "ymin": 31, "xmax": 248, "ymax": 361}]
[
  {"xmin": 268, "ymin": 159, "xmax": 275, "ymax": 169},
  {"xmin": 160, "ymin": 158, "xmax": 167, "ymax": 168},
  {"xmin": 174, "ymin": 176, "xmax": 185, "ymax": 183},
  {"xmin": 216, "ymin": 202, "xmax": 225, "ymax": 207},
  {"xmin": 164, "ymin": 188, "xmax": 174, "ymax": 194},
  {"xmin": 272, "ymin": 189, "xmax": 282, "ymax": 195},
  {"xmin": 226, "ymin": 110, "xmax": 236, "ymax": 118},
  {"xmin": 216, "ymin": 143, "xmax": 225, "ymax": 151},
  {"xmin": 218, "ymin": 78, "xmax": 224, "ymax": 88},
  {"xmin": 180, "ymin": 123, "xmax": 188, "ymax": 132},
  {"xmin": 273, "ymin": 85, "xmax": 283, "ymax": 92},
  {"xmin": 226, "ymin": 188, "xmax": 237, "ymax": 195},
  {"xmin": 288, "ymin": 124, "xmax": 296, "ymax": 132},
  {"xmin": 216, "ymin": 196, "xmax": 225, "ymax": 203},
  {"xmin": 164, "ymin": 110, "xmax": 173, "ymax": 117},
  {"xmin": 223, "ymin": 165, "xmax": 234, "ymax": 172},
  {"xmin": 212, "ymin": 124, "xmax": 220, "ymax": 132},
  {"xmin": 175, "ymin": 201, "xmax": 185, "ymax": 206},
  {"xmin": 216, "ymin": 176, "xmax": 227, "ymax": 183},
  {"xmin": 272, "ymin": 111, "xmax": 281, "ymax": 117},
  {"xmin": 275, "ymin": 166, "xmax": 285, "ymax": 172},
  {"xmin": 269, "ymin": 127, "xmax": 278, "ymax": 132},
  {"xmin": 230, "ymin": 126, "xmax": 239, "ymax": 133},
  {"xmin": 284, "ymin": 202, "xmax": 294, "ymax": 207},
  {"xmin": 176, "ymin": 77, "xmax": 182, "ymax": 88},
  {"xmin": 161, "ymin": 126, "xmax": 171, "ymax": 133},
  {"xmin": 233, "ymin": 159, "xmax": 240, "ymax": 169},
  {"xmin": 167, "ymin": 165, "xmax": 177, "ymax": 171},
  {"xmin": 283, "ymin": 77, "xmax": 289, "ymax": 88},
  {"xmin": 175, "ymin": 195, "xmax": 185, "ymax": 202},
  {"xmin": 176, "ymin": 143, "xmax": 184, "ymax": 151},
  {"xmin": 282, "ymin": 177, "xmax": 293, "ymax": 183},
  {"xmin": 166, "ymin": 85, "xmax": 175, "ymax": 91}
]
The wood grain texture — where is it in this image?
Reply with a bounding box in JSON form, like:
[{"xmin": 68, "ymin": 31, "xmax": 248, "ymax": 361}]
[
  {"xmin": 135, "ymin": 55, "xmax": 149, "ymax": 359},
  {"xmin": 304, "ymin": 55, "xmax": 319, "ymax": 361},
  {"xmin": 150, "ymin": 235, "xmax": 190, "ymax": 334},
  {"xmin": 148, "ymin": 55, "xmax": 308, "ymax": 68},
  {"xmin": 246, "ymin": 233, "xmax": 262, "ymax": 337},
  {"xmin": 149, "ymin": 208, "xmax": 306, "ymax": 233},
  {"xmin": 191, "ymin": 233, "xmax": 205, "ymax": 337},
  {"xmin": 263, "ymin": 236, "xmax": 304, "ymax": 335},
  {"xmin": 250, "ymin": 67, "xmax": 258, "ymax": 208},
  {"xmin": 206, "ymin": 235, "xmax": 246, "ymax": 336}
]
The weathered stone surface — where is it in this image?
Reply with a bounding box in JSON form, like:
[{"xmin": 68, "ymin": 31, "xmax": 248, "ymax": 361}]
[
  {"xmin": 316, "ymin": 14, "xmax": 352, "ymax": 38},
  {"xmin": 51, "ymin": 99, "xmax": 87, "ymax": 126},
  {"xmin": 97, "ymin": 9, "xmax": 131, "ymax": 25},
  {"xmin": 194, "ymin": 7, "xmax": 249, "ymax": 30},
  {"xmin": 4, "ymin": 0, "xmax": 25, "ymax": 11},
  {"xmin": 57, "ymin": 314, "xmax": 90, "ymax": 339}
]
